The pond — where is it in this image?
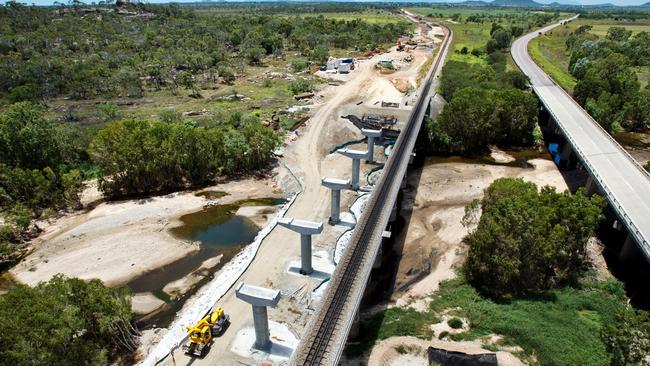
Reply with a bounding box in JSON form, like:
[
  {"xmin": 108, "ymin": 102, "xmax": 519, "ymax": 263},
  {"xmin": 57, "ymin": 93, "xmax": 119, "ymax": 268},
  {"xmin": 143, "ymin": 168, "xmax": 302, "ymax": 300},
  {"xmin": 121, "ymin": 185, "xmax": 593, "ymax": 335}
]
[{"xmin": 128, "ymin": 197, "xmax": 286, "ymax": 329}]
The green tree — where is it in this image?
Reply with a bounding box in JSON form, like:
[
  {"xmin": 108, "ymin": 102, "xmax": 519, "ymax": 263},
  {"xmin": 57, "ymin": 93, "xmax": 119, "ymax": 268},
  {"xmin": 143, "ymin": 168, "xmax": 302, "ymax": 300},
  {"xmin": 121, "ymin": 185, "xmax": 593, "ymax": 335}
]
[
  {"xmin": 606, "ymin": 26, "xmax": 632, "ymax": 42},
  {"xmin": 621, "ymin": 91, "xmax": 650, "ymax": 132},
  {"xmin": 0, "ymin": 275, "xmax": 137, "ymax": 365},
  {"xmin": 465, "ymin": 178, "xmax": 606, "ymax": 298},
  {"xmin": 427, "ymin": 87, "xmax": 538, "ymax": 154},
  {"xmin": 177, "ymin": 71, "xmax": 200, "ymax": 98},
  {"xmin": 243, "ymin": 46, "xmax": 266, "ymax": 66},
  {"xmin": 0, "ymin": 102, "xmax": 62, "ymax": 170}
]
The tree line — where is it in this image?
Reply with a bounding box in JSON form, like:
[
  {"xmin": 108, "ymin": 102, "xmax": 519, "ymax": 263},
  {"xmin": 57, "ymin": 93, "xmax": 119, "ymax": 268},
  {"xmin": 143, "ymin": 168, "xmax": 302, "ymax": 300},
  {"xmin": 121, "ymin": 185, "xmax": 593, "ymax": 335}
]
[
  {"xmin": 0, "ymin": 1, "xmax": 410, "ymax": 103},
  {"xmin": 567, "ymin": 24, "xmax": 650, "ymax": 132},
  {"xmin": 90, "ymin": 119, "xmax": 280, "ymax": 198}
]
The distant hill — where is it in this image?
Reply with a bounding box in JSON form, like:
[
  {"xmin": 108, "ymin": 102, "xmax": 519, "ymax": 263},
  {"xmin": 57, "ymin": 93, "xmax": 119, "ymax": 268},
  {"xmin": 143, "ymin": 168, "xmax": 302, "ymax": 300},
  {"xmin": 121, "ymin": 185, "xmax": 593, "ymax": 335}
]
[
  {"xmin": 639, "ymin": 2, "xmax": 650, "ymax": 7},
  {"xmin": 490, "ymin": 0, "xmax": 543, "ymax": 6}
]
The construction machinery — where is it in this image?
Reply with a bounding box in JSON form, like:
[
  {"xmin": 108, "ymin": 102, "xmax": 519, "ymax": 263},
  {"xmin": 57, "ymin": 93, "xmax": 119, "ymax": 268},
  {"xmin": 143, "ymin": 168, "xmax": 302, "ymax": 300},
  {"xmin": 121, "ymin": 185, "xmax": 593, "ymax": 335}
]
[{"xmin": 183, "ymin": 308, "xmax": 230, "ymax": 358}]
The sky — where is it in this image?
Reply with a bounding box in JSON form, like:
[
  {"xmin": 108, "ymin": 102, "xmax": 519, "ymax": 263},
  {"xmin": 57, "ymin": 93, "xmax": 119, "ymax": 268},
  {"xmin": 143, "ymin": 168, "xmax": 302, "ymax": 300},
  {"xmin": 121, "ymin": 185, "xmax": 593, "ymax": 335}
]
[{"xmin": 5, "ymin": 0, "xmax": 649, "ymax": 8}]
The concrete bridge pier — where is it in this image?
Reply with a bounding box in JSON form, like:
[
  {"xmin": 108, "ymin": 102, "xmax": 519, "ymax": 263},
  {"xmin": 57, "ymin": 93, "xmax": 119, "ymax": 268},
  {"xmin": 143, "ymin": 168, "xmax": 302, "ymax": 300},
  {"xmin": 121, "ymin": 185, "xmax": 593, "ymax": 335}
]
[
  {"xmin": 361, "ymin": 129, "xmax": 382, "ymax": 163},
  {"xmin": 338, "ymin": 148, "xmax": 368, "ymax": 190},
  {"xmin": 584, "ymin": 176, "xmax": 599, "ymax": 196},
  {"xmin": 620, "ymin": 234, "xmax": 640, "ymax": 263},
  {"xmin": 235, "ymin": 283, "xmax": 281, "ymax": 350},
  {"xmin": 277, "ymin": 218, "xmax": 324, "ymax": 274},
  {"xmin": 321, "ymin": 177, "xmax": 352, "ymax": 224},
  {"xmin": 560, "ymin": 142, "xmax": 576, "ymax": 169}
]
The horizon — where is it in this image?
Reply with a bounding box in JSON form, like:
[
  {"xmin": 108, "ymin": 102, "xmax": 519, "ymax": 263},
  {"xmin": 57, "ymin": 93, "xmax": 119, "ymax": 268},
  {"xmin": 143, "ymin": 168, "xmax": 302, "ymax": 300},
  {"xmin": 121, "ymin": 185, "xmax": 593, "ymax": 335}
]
[{"xmin": 3, "ymin": 0, "xmax": 650, "ymax": 8}]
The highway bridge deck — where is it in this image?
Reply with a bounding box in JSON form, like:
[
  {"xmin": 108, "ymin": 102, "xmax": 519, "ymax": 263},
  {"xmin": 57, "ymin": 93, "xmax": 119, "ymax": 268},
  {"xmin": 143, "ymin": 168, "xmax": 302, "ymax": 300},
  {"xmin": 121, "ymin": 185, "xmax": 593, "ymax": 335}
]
[{"xmin": 511, "ymin": 16, "xmax": 650, "ymax": 260}]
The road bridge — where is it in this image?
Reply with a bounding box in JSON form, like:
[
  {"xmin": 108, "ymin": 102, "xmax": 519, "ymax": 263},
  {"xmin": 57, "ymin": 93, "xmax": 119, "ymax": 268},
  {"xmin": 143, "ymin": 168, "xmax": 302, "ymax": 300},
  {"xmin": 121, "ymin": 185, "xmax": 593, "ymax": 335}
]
[
  {"xmin": 290, "ymin": 25, "xmax": 453, "ymax": 366},
  {"xmin": 511, "ymin": 16, "xmax": 650, "ymax": 261}
]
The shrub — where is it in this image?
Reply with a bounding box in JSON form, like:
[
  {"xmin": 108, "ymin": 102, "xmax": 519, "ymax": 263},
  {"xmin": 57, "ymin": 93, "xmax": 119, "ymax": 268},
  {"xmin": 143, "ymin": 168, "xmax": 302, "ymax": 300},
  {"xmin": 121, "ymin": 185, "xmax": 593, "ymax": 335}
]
[
  {"xmin": 97, "ymin": 102, "xmax": 121, "ymax": 122},
  {"xmin": 158, "ymin": 109, "xmax": 183, "ymax": 124},
  {"xmin": 447, "ymin": 317, "xmax": 463, "ymax": 329},
  {"xmin": 289, "ymin": 79, "xmax": 314, "ymax": 95},
  {"xmin": 465, "ymin": 178, "xmax": 606, "ymax": 298},
  {"xmin": 291, "ymin": 59, "xmax": 308, "ymax": 72},
  {"xmin": 601, "ymin": 307, "xmax": 650, "ymax": 366}
]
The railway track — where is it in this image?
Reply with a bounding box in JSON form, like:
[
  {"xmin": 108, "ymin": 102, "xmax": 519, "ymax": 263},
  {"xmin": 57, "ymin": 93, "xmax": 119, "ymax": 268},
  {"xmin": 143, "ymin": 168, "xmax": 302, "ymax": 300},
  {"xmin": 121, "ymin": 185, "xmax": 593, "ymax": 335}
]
[{"xmin": 292, "ymin": 24, "xmax": 452, "ymax": 366}]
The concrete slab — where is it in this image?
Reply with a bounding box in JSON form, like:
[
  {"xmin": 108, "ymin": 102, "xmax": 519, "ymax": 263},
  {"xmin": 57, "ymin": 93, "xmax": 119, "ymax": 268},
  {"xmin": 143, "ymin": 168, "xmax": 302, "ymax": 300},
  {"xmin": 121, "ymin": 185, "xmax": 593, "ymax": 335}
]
[
  {"xmin": 235, "ymin": 283, "xmax": 280, "ymax": 307},
  {"xmin": 286, "ymin": 251, "xmax": 335, "ymax": 280},
  {"xmin": 230, "ymin": 320, "xmax": 298, "ymax": 363},
  {"xmin": 335, "ymin": 212, "xmax": 356, "ymax": 229},
  {"xmin": 277, "ymin": 218, "xmax": 324, "ymax": 234}
]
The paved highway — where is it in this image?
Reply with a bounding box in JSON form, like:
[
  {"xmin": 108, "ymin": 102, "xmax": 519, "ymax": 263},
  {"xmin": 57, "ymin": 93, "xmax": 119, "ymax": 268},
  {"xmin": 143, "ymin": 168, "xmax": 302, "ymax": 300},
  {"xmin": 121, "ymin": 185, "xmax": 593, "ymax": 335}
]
[{"xmin": 511, "ymin": 16, "xmax": 650, "ymax": 260}]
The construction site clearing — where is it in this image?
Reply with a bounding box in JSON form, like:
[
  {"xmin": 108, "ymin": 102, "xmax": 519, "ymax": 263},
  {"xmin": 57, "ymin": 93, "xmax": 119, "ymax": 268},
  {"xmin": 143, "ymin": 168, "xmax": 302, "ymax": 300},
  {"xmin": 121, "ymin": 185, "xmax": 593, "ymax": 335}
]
[{"xmin": 8, "ymin": 15, "xmax": 449, "ymax": 366}]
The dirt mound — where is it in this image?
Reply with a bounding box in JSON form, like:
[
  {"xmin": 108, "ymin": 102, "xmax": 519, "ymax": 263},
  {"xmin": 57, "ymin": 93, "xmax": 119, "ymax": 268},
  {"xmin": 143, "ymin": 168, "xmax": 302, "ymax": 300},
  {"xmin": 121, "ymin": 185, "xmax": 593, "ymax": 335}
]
[{"xmin": 391, "ymin": 79, "xmax": 412, "ymax": 94}]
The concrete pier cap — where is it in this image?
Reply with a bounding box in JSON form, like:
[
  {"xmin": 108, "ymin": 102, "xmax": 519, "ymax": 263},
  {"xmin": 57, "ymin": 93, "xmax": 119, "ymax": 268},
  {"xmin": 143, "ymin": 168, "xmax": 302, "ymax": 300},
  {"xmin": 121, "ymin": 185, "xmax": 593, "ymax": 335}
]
[
  {"xmin": 361, "ymin": 129, "xmax": 382, "ymax": 163},
  {"xmin": 235, "ymin": 282, "xmax": 281, "ymax": 350},
  {"xmin": 277, "ymin": 218, "xmax": 323, "ymax": 274},
  {"xmin": 337, "ymin": 148, "xmax": 368, "ymax": 189},
  {"xmin": 322, "ymin": 177, "xmax": 352, "ymax": 224}
]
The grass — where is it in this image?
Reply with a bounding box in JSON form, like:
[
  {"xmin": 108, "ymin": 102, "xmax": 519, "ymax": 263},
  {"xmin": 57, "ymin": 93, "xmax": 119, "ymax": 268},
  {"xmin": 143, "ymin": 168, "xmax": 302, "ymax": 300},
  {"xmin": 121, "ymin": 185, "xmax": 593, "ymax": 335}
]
[
  {"xmin": 314, "ymin": 11, "xmax": 407, "ymax": 25},
  {"xmin": 528, "ymin": 31, "xmax": 577, "ymax": 93},
  {"xmin": 349, "ymin": 277, "xmax": 628, "ymax": 366},
  {"xmin": 408, "ymin": 7, "xmax": 550, "ymax": 18}
]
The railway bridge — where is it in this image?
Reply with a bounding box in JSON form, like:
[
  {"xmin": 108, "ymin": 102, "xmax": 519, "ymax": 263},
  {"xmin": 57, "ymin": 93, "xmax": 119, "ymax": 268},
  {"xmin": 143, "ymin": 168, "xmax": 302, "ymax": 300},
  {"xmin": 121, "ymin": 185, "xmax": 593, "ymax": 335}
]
[{"xmin": 290, "ymin": 25, "xmax": 453, "ymax": 366}]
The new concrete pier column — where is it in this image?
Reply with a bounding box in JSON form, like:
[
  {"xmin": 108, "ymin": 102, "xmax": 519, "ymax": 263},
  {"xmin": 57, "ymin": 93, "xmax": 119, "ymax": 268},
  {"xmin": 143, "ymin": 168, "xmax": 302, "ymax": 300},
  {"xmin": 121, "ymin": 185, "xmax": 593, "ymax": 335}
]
[
  {"xmin": 277, "ymin": 217, "xmax": 324, "ymax": 274},
  {"xmin": 337, "ymin": 148, "xmax": 368, "ymax": 190},
  {"xmin": 361, "ymin": 129, "xmax": 382, "ymax": 163},
  {"xmin": 235, "ymin": 283, "xmax": 280, "ymax": 350},
  {"xmin": 619, "ymin": 234, "xmax": 640, "ymax": 263},
  {"xmin": 585, "ymin": 176, "xmax": 599, "ymax": 196},
  {"xmin": 321, "ymin": 177, "xmax": 352, "ymax": 224}
]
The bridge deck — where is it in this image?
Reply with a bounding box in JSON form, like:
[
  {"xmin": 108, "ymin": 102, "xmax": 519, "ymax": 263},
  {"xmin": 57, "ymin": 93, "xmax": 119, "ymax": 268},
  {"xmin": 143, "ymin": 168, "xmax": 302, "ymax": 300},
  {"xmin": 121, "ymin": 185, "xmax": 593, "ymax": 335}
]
[
  {"xmin": 290, "ymin": 25, "xmax": 452, "ymax": 366},
  {"xmin": 511, "ymin": 16, "xmax": 650, "ymax": 260}
]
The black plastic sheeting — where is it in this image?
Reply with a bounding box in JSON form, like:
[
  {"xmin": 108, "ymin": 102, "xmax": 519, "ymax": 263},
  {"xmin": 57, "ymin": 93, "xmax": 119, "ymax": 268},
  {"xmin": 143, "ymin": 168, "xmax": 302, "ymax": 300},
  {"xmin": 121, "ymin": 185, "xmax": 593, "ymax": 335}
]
[{"xmin": 427, "ymin": 347, "xmax": 498, "ymax": 366}]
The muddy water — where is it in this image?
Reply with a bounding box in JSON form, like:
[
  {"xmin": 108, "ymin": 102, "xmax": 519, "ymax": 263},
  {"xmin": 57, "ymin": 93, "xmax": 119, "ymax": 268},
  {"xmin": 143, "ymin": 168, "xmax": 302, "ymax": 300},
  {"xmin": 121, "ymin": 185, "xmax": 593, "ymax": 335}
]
[{"xmin": 129, "ymin": 197, "xmax": 285, "ymax": 329}]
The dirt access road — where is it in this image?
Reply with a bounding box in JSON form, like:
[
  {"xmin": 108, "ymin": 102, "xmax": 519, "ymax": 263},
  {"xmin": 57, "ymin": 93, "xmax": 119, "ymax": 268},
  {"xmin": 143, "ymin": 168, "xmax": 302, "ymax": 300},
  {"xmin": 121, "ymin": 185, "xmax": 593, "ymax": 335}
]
[{"xmin": 156, "ymin": 25, "xmax": 440, "ymax": 366}]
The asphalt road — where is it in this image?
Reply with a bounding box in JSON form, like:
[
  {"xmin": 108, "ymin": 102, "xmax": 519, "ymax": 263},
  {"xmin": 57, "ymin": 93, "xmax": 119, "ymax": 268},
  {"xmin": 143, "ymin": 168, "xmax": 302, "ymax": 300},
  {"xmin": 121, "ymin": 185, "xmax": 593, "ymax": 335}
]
[{"xmin": 511, "ymin": 16, "xmax": 650, "ymax": 260}]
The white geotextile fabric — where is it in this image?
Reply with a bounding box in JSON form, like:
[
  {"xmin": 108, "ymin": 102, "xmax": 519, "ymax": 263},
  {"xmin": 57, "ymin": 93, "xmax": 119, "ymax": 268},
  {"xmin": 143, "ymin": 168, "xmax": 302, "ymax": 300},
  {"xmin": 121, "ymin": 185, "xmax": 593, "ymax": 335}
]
[
  {"xmin": 333, "ymin": 193, "xmax": 370, "ymax": 265},
  {"xmin": 139, "ymin": 193, "xmax": 298, "ymax": 366}
]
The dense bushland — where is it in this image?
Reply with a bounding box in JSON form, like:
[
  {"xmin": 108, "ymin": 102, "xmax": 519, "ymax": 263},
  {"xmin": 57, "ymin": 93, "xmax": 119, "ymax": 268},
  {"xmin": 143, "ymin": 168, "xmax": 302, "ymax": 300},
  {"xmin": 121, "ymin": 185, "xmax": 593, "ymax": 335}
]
[
  {"xmin": 425, "ymin": 23, "xmax": 538, "ymax": 155},
  {"xmin": 0, "ymin": 102, "xmax": 84, "ymax": 264},
  {"xmin": 428, "ymin": 86, "xmax": 538, "ymax": 154},
  {"xmin": 0, "ymin": 275, "xmax": 137, "ymax": 365},
  {"xmin": 89, "ymin": 120, "xmax": 280, "ymax": 198},
  {"xmin": 0, "ymin": 1, "xmax": 410, "ymax": 103},
  {"xmin": 566, "ymin": 25, "xmax": 650, "ymax": 132},
  {"xmin": 464, "ymin": 178, "xmax": 606, "ymax": 298}
]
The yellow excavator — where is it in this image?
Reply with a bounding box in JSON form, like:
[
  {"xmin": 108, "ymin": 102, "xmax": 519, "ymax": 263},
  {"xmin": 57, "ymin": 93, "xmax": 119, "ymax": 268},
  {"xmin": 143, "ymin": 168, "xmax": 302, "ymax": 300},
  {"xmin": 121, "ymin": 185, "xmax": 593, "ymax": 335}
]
[{"xmin": 183, "ymin": 308, "xmax": 230, "ymax": 358}]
